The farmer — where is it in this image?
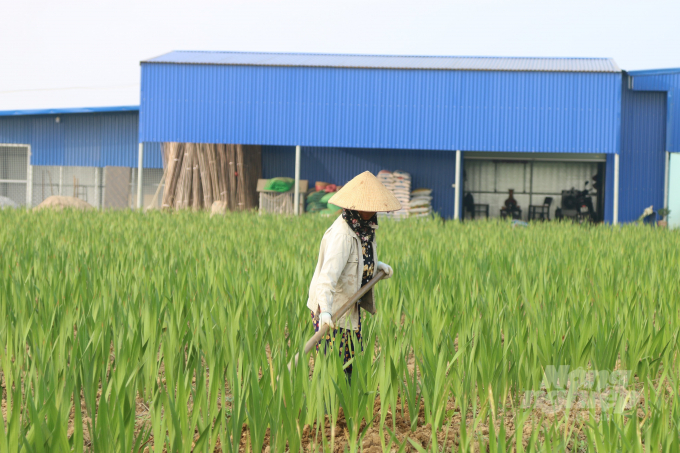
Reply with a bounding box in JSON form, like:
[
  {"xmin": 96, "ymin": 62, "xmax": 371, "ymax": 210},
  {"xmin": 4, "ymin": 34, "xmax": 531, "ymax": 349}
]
[{"xmin": 307, "ymin": 171, "xmax": 401, "ymax": 382}]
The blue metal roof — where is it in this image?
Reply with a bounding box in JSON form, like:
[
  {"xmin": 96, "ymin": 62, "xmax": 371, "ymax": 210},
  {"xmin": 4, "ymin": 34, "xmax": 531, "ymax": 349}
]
[
  {"xmin": 140, "ymin": 63, "xmax": 622, "ymax": 153},
  {"xmin": 144, "ymin": 51, "xmax": 620, "ymax": 73},
  {"xmin": 0, "ymin": 105, "xmax": 139, "ymax": 117},
  {"xmin": 627, "ymin": 68, "xmax": 680, "ymax": 76},
  {"xmin": 0, "ymin": 111, "xmax": 161, "ymax": 168}
]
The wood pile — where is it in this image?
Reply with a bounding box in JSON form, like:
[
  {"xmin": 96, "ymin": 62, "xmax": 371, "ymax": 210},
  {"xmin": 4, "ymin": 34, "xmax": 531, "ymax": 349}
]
[{"xmin": 160, "ymin": 143, "xmax": 261, "ymax": 211}]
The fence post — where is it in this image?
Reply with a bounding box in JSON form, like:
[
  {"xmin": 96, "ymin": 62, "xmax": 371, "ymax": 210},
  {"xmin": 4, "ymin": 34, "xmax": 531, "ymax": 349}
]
[
  {"xmin": 26, "ymin": 145, "xmax": 33, "ymax": 207},
  {"xmin": 94, "ymin": 167, "xmax": 101, "ymax": 209},
  {"xmin": 454, "ymin": 150, "xmax": 461, "ymax": 220},
  {"xmin": 664, "ymin": 151, "xmax": 670, "ymax": 212},
  {"xmin": 294, "ymin": 145, "xmax": 301, "ymax": 215},
  {"xmin": 613, "ymin": 153, "xmax": 620, "ymax": 225},
  {"xmin": 137, "ymin": 143, "xmax": 144, "ymax": 209}
]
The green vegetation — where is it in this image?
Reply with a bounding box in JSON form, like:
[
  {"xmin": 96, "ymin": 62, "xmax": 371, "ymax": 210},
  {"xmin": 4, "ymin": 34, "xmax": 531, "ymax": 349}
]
[{"xmin": 1, "ymin": 209, "xmax": 680, "ymax": 452}]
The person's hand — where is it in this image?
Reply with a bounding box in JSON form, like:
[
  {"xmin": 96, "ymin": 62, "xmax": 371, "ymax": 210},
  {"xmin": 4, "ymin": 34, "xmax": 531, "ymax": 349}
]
[
  {"xmin": 377, "ymin": 261, "xmax": 393, "ymax": 279},
  {"xmin": 318, "ymin": 312, "xmax": 334, "ymax": 330}
]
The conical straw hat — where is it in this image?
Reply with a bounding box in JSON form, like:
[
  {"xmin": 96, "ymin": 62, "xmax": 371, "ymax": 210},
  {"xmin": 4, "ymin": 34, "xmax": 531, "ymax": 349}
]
[{"xmin": 328, "ymin": 171, "xmax": 402, "ymax": 212}]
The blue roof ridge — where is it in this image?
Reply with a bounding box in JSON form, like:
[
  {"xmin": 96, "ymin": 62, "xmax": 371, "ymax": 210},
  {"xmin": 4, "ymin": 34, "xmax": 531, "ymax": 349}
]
[{"xmin": 142, "ymin": 51, "xmax": 621, "ymax": 73}]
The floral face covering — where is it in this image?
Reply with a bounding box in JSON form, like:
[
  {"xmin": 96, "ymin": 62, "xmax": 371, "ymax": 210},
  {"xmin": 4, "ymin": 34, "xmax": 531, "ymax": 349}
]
[{"xmin": 342, "ymin": 209, "xmax": 377, "ymax": 287}]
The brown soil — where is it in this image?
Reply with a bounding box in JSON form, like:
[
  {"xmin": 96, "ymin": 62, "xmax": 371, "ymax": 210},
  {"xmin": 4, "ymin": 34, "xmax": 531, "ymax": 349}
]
[
  {"xmin": 1, "ymin": 343, "xmax": 657, "ymax": 452},
  {"xmin": 1, "ymin": 364, "xmax": 652, "ymax": 453}
]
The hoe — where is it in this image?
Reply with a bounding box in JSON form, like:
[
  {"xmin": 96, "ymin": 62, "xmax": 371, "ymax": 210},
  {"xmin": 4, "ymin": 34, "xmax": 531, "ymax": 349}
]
[{"xmin": 288, "ymin": 269, "xmax": 386, "ymax": 371}]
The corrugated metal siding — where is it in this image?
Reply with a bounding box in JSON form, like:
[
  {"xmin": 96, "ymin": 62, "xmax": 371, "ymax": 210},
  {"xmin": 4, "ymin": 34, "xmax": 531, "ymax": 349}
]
[
  {"xmin": 630, "ymin": 72, "xmax": 679, "ymax": 153},
  {"xmin": 0, "ymin": 111, "xmax": 162, "ymax": 168},
  {"xmin": 146, "ymin": 51, "xmax": 620, "ymax": 73},
  {"xmin": 617, "ymin": 74, "xmax": 666, "ymax": 222},
  {"xmin": 141, "ymin": 63, "xmax": 621, "ymax": 154},
  {"xmin": 262, "ymin": 145, "xmax": 461, "ymax": 218}
]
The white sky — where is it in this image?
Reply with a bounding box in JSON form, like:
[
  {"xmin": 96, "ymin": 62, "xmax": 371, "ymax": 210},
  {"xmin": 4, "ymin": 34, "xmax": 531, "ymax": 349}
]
[{"xmin": 1, "ymin": 0, "xmax": 679, "ymax": 111}]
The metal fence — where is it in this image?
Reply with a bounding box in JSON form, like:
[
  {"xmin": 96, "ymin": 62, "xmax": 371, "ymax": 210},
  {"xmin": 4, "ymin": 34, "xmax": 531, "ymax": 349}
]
[
  {"xmin": 1, "ymin": 144, "xmax": 164, "ymax": 209},
  {"xmin": 130, "ymin": 168, "xmax": 164, "ymax": 209},
  {"xmin": 32, "ymin": 166, "xmax": 99, "ymax": 206},
  {"xmin": 0, "ymin": 145, "xmax": 30, "ymax": 206}
]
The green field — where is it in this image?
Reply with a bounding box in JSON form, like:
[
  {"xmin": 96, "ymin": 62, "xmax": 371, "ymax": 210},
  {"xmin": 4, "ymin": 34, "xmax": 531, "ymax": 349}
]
[{"xmin": 1, "ymin": 209, "xmax": 679, "ymax": 452}]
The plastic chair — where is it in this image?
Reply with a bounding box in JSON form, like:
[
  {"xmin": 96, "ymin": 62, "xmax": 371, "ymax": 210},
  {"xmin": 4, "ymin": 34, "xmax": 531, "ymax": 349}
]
[
  {"xmin": 474, "ymin": 204, "xmax": 489, "ymax": 219},
  {"xmin": 529, "ymin": 197, "xmax": 553, "ymax": 221}
]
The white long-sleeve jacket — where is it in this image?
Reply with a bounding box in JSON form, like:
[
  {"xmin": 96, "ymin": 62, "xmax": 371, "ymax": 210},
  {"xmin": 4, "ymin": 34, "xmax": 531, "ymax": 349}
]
[{"xmin": 306, "ymin": 215, "xmax": 377, "ymax": 330}]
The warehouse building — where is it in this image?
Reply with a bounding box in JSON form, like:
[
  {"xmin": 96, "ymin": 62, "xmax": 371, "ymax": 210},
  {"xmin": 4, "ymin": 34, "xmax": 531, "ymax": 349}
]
[
  {"xmin": 2, "ymin": 51, "xmax": 678, "ymax": 225},
  {"xmin": 625, "ymin": 68, "xmax": 680, "ymax": 228},
  {"xmin": 0, "ymin": 107, "xmax": 163, "ymax": 208},
  {"xmin": 140, "ymin": 51, "xmax": 631, "ymax": 221}
]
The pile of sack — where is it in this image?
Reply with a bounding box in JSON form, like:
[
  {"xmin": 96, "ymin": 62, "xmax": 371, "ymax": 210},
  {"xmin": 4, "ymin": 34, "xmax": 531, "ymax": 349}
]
[
  {"xmin": 377, "ymin": 170, "xmax": 395, "ymax": 219},
  {"xmin": 306, "ymin": 181, "xmax": 342, "ymax": 216},
  {"xmin": 409, "ymin": 188, "xmax": 433, "ymax": 218},
  {"xmin": 262, "ymin": 177, "xmax": 295, "ymax": 192},
  {"xmin": 391, "ymin": 170, "xmax": 412, "ymax": 220},
  {"xmin": 377, "ymin": 170, "xmax": 412, "ymax": 219}
]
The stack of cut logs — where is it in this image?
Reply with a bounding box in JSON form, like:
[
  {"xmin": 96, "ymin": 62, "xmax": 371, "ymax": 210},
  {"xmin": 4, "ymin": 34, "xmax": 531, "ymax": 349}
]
[{"xmin": 161, "ymin": 143, "xmax": 261, "ymax": 211}]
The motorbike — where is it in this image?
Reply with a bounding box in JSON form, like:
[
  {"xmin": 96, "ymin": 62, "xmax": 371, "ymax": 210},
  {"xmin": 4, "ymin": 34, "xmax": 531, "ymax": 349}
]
[{"xmin": 555, "ymin": 181, "xmax": 596, "ymax": 223}]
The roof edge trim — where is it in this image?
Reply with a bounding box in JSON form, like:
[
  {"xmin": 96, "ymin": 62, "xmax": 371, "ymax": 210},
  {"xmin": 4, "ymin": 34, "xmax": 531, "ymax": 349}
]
[
  {"xmin": 0, "ymin": 106, "xmax": 139, "ymax": 117},
  {"xmin": 141, "ymin": 61, "xmax": 620, "ymax": 73},
  {"xmin": 627, "ymin": 68, "xmax": 680, "ymax": 76}
]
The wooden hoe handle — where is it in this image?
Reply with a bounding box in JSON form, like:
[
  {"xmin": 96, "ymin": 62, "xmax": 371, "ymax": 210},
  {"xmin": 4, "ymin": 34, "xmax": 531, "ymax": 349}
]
[{"xmin": 288, "ymin": 270, "xmax": 386, "ymax": 370}]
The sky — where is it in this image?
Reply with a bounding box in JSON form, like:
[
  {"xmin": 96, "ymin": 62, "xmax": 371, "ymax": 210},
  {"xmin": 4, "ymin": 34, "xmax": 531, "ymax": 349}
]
[{"xmin": 1, "ymin": 0, "xmax": 679, "ymax": 111}]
